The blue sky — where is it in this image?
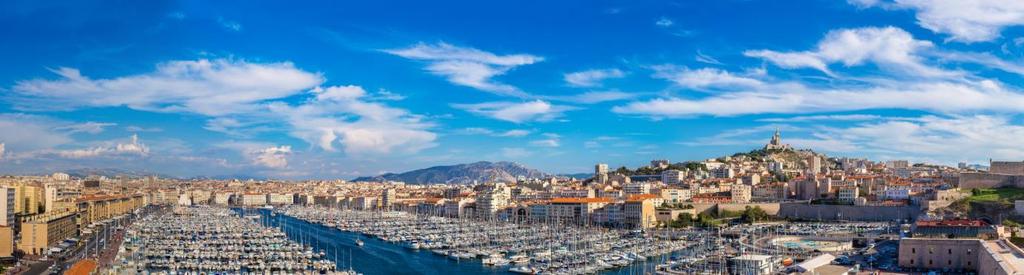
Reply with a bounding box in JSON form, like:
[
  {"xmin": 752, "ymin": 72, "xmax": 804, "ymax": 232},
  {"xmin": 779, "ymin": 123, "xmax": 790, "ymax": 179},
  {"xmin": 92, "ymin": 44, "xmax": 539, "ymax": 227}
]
[{"xmin": 3, "ymin": 0, "xmax": 1024, "ymax": 179}]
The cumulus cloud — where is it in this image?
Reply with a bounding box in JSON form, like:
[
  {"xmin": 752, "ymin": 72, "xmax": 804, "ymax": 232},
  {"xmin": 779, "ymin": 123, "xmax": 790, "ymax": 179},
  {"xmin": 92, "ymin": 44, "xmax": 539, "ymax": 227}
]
[
  {"xmin": 851, "ymin": 0, "xmax": 1024, "ymax": 42},
  {"xmin": 251, "ymin": 146, "xmax": 291, "ymax": 168},
  {"xmin": 652, "ymin": 66, "xmax": 763, "ymax": 89},
  {"xmin": 57, "ymin": 134, "xmax": 150, "ymax": 158},
  {"xmin": 452, "ymin": 100, "xmax": 576, "ymax": 123},
  {"xmin": 384, "ymin": 42, "xmax": 542, "ymax": 97},
  {"xmin": 744, "ymin": 27, "xmax": 952, "ymax": 78},
  {"xmin": 797, "ymin": 115, "xmax": 1024, "ymax": 163},
  {"xmin": 12, "ymin": 59, "xmax": 323, "ymax": 116},
  {"xmin": 564, "ymin": 69, "xmax": 625, "ymax": 87},
  {"xmin": 268, "ymin": 85, "xmax": 437, "ymax": 155}
]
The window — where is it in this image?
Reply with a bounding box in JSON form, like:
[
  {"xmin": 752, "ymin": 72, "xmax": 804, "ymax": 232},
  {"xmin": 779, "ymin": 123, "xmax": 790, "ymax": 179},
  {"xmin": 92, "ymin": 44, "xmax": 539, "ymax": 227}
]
[
  {"xmin": 929, "ymin": 260, "xmax": 933, "ymax": 265},
  {"xmin": 967, "ymin": 249, "xmax": 972, "ymax": 255},
  {"xmin": 912, "ymin": 248, "xmax": 916, "ymax": 253},
  {"xmin": 948, "ymin": 260, "xmax": 952, "ymax": 265},
  {"xmin": 929, "ymin": 248, "xmax": 933, "ymax": 254},
  {"xmin": 968, "ymin": 261, "xmax": 972, "ymax": 266},
  {"xmin": 949, "ymin": 248, "xmax": 953, "ymax": 254},
  {"xmin": 911, "ymin": 259, "xmax": 915, "ymax": 265}
]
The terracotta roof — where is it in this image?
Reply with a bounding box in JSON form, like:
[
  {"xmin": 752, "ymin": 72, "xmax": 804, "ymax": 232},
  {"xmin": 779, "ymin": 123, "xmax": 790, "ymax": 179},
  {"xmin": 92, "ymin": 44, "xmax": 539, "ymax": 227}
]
[
  {"xmin": 626, "ymin": 194, "xmax": 661, "ymax": 202},
  {"xmin": 550, "ymin": 197, "xmax": 612, "ymax": 204}
]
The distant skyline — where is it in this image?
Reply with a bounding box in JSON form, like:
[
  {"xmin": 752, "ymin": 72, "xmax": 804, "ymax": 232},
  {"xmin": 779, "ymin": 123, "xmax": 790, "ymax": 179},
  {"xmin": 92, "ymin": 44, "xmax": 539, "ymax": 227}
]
[{"xmin": 2, "ymin": 0, "xmax": 1024, "ymax": 179}]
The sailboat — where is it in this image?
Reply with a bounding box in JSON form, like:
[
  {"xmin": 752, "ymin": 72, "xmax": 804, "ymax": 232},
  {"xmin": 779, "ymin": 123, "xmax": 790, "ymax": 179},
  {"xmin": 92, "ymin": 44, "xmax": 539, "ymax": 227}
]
[{"xmin": 355, "ymin": 236, "xmax": 364, "ymax": 247}]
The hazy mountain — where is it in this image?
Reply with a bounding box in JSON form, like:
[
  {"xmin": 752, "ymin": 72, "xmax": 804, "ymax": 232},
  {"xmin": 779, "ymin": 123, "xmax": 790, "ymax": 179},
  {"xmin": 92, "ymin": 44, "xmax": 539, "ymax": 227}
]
[
  {"xmin": 352, "ymin": 161, "xmax": 551, "ymax": 184},
  {"xmin": 63, "ymin": 168, "xmax": 174, "ymax": 179}
]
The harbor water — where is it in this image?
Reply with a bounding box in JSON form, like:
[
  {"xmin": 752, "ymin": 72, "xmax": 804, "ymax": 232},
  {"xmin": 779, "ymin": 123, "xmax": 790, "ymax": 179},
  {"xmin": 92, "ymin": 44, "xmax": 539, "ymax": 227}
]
[{"xmin": 249, "ymin": 209, "xmax": 683, "ymax": 275}]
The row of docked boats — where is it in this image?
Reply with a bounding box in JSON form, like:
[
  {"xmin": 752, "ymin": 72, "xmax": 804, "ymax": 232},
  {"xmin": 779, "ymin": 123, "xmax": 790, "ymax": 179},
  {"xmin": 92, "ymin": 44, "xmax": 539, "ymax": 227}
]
[
  {"xmin": 277, "ymin": 206, "xmax": 697, "ymax": 275},
  {"xmin": 108, "ymin": 206, "xmax": 359, "ymax": 274}
]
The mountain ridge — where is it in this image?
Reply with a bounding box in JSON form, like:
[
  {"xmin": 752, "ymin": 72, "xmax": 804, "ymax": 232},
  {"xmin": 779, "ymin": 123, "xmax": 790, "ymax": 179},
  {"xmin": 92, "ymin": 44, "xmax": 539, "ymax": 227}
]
[{"xmin": 352, "ymin": 161, "xmax": 551, "ymax": 184}]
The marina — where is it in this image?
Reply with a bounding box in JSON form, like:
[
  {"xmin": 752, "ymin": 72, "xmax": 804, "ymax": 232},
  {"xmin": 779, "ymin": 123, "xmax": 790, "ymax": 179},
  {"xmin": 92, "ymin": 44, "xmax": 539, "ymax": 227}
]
[
  {"xmin": 265, "ymin": 206, "xmax": 701, "ymax": 275},
  {"xmin": 109, "ymin": 206, "xmax": 353, "ymax": 274}
]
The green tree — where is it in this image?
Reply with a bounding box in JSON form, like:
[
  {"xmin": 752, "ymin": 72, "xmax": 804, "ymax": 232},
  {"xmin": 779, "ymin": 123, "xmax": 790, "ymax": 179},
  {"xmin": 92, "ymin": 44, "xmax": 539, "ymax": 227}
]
[
  {"xmin": 615, "ymin": 166, "xmax": 632, "ymax": 175},
  {"xmin": 740, "ymin": 206, "xmax": 769, "ymax": 224}
]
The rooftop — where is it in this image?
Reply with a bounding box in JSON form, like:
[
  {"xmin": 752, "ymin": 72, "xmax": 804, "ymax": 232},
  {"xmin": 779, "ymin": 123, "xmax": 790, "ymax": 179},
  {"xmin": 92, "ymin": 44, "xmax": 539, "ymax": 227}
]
[
  {"xmin": 916, "ymin": 219, "xmax": 989, "ymax": 227},
  {"xmin": 550, "ymin": 197, "xmax": 612, "ymax": 204}
]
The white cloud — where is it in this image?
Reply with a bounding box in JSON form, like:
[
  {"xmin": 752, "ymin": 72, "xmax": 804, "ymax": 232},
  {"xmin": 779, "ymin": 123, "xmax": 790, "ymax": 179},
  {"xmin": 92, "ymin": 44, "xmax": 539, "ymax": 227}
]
[
  {"xmin": 564, "ymin": 69, "xmax": 625, "ymax": 87},
  {"xmin": 218, "ymin": 17, "xmax": 242, "ymax": 32},
  {"xmin": 655, "ymin": 17, "xmax": 674, "ymax": 27},
  {"xmin": 500, "ymin": 129, "xmax": 531, "ymax": 137},
  {"xmin": 251, "ymin": 146, "xmax": 291, "ymax": 169},
  {"xmin": 452, "ymin": 100, "xmax": 575, "ymax": 123},
  {"xmin": 757, "ymin": 114, "xmax": 883, "ymax": 122},
  {"xmin": 652, "ymin": 66, "xmax": 763, "ymax": 89},
  {"xmin": 695, "ymin": 51, "xmax": 724, "ymax": 65},
  {"xmin": 550, "ymin": 91, "xmax": 636, "ymax": 104},
  {"xmin": 794, "ymin": 115, "xmax": 1024, "ymax": 163},
  {"xmin": 373, "ymin": 89, "xmax": 406, "ymax": 101},
  {"xmin": 0, "ymin": 114, "xmax": 74, "ymax": 151},
  {"xmin": 852, "ymin": 0, "xmax": 1024, "ymax": 42},
  {"xmin": 12, "ymin": 59, "xmax": 324, "ymax": 116},
  {"xmin": 455, "ymin": 128, "xmax": 531, "ymax": 137},
  {"xmin": 613, "ymin": 79, "xmax": 1024, "ymax": 117},
  {"xmin": 55, "ymin": 122, "xmax": 116, "ymax": 134},
  {"xmin": 125, "ymin": 126, "xmax": 163, "ymax": 132},
  {"xmin": 744, "ymin": 27, "xmax": 952, "ymax": 78},
  {"xmin": 268, "ymin": 85, "xmax": 437, "ymax": 155},
  {"xmin": 384, "ymin": 42, "xmax": 542, "ymax": 97},
  {"xmin": 530, "ymin": 133, "xmax": 561, "ymax": 147},
  {"xmin": 57, "ymin": 134, "xmax": 150, "ymax": 158}
]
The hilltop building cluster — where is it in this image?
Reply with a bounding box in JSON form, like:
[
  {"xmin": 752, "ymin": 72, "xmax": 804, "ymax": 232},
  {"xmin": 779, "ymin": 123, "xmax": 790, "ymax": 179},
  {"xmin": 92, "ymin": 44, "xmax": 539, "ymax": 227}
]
[{"xmin": 1, "ymin": 130, "xmax": 1023, "ymax": 274}]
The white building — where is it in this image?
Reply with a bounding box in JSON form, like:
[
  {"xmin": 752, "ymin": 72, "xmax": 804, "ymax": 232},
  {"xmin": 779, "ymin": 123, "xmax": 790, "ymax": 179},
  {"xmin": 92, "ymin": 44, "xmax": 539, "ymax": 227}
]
[
  {"xmin": 729, "ymin": 254, "xmax": 776, "ymax": 275},
  {"xmin": 476, "ymin": 183, "xmax": 512, "ymax": 218},
  {"xmin": 887, "ymin": 160, "xmax": 910, "ymax": 169},
  {"xmin": 595, "ymin": 163, "xmax": 609, "ymax": 184},
  {"xmin": 0, "ymin": 187, "xmax": 14, "ymax": 226},
  {"xmin": 51, "ymin": 173, "xmax": 70, "ymax": 181},
  {"xmin": 731, "ymin": 185, "xmax": 752, "ymax": 203},
  {"xmin": 661, "ymin": 170, "xmax": 685, "ymax": 185},
  {"xmin": 623, "ymin": 182, "xmax": 651, "ymax": 195},
  {"xmin": 807, "ymin": 156, "xmax": 822, "ymax": 175},
  {"xmin": 837, "ymin": 187, "xmax": 859, "ymax": 203},
  {"xmin": 557, "ymin": 188, "xmax": 595, "ymax": 198},
  {"xmin": 268, "ymin": 193, "xmax": 294, "ymax": 205},
  {"xmin": 660, "ymin": 188, "xmax": 692, "ymax": 203},
  {"xmin": 711, "ymin": 167, "xmax": 736, "ymax": 179},
  {"xmin": 882, "ymin": 187, "xmax": 911, "ymax": 200},
  {"xmin": 240, "ymin": 193, "xmax": 267, "ymax": 206}
]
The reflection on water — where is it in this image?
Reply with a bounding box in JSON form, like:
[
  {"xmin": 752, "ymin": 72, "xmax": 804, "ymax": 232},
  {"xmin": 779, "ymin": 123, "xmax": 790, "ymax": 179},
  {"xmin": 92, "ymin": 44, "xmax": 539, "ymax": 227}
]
[{"xmin": 246, "ymin": 209, "xmax": 675, "ymax": 275}]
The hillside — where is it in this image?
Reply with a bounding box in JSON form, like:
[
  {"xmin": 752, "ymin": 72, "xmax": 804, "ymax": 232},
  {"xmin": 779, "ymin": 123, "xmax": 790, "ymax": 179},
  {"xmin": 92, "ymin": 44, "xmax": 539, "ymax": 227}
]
[{"xmin": 352, "ymin": 161, "xmax": 551, "ymax": 184}]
